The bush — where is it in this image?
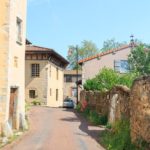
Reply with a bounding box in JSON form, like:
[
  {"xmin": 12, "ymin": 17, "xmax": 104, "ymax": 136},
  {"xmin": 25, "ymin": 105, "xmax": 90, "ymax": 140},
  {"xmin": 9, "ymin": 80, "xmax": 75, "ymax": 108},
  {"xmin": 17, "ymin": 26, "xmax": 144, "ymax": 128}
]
[
  {"xmin": 88, "ymin": 110, "xmax": 100, "ymax": 125},
  {"xmin": 101, "ymin": 120, "xmax": 137, "ymax": 150},
  {"xmin": 83, "ymin": 107, "xmax": 90, "ymax": 118},
  {"xmin": 76, "ymin": 103, "xmax": 82, "ymax": 112},
  {"xmin": 84, "ymin": 68, "xmax": 137, "ymax": 91},
  {"xmin": 31, "ymin": 100, "xmax": 41, "ymax": 105}
]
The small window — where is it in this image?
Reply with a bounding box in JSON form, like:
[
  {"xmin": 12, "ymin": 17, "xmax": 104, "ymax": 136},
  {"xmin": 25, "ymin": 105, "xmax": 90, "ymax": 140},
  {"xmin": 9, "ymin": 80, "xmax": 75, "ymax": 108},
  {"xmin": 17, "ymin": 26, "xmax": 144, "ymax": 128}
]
[
  {"xmin": 65, "ymin": 75, "xmax": 72, "ymax": 82},
  {"xmin": 14, "ymin": 56, "xmax": 18, "ymax": 68},
  {"xmin": 49, "ymin": 65, "xmax": 51, "ymax": 77},
  {"xmin": 31, "ymin": 64, "xmax": 40, "ymax": 77},
  {"xmin": 29, "ymin": 90, "xmax": 35, "ymax": 98},
  {"xmin": 56, "ymin": 68, "xmax": 59, "ymax": 80},
  {"xmin": 16, "ymin": 17, "xmax": 22, "ymax": 43},
  {"xmin": 114, "ymin": 60, "xmax": 129, "ymax": 73},
  {"xmin": 56, "ymin": 89, "xmax": 58, "ymax": 101}
]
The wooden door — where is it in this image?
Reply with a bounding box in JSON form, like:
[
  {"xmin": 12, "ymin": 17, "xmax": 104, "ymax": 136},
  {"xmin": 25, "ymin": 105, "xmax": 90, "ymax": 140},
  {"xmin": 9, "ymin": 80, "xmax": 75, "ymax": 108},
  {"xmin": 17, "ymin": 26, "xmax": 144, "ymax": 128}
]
[{"xmin": 9, "ymin": 88, "xmax": 18, "ymax": 128}]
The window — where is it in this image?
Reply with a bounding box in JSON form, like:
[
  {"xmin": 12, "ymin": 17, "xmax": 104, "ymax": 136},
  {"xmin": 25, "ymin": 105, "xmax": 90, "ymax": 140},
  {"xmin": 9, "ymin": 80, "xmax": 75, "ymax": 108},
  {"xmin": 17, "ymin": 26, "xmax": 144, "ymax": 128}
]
[
  {"xmin": 72, "ymin": 87, "xmax": 77, "ymax": 97},
  {"xmin": 65, "ymin": 75, "xmax": 72, "ymax": 82},
  {"xmin": 14, "ymin": 56, "xmax": 18, "ymax": 67},
  {"xmin": 31, "ymin": 64, "xmax": 40, "ymax": 77},
  {"xmin": 114, "ymin": 60, "xmax": 129, "ymax": 73},
  {"xmin": 56, "ymin": 89, "xmax": 58, "ymax": 101},
  {"xmin": 49, "ymin": 65, "xmax": 51, "ymax": 77},
  {"xmin": 16, "ymin": 17, "xmax": 22, "ymax": 43},
  {"xmin": 29, "ymin": 90, "xmax": 35, "ymax": 98},
  {"xmin": 56, "ymin": 68, "xmax": 59, "ymax": 80}
]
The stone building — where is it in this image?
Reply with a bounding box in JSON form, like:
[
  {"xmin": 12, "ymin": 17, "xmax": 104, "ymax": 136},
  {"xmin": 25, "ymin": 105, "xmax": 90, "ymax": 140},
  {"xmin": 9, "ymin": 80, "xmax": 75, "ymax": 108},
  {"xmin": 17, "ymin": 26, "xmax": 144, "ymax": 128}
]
[
  {"xmin": 25, "ymin": 42, "xmax": 69, "ymax": 107},
  {"xmin": 79, "ymin": 45, "xmax": 132, "ymax": 84},
  {"xmin": 64, "ymin": 70, "xmax": 82, "ymax": 102},
  {"xmin": 0, "ymin": 0, "xmax": 27, "ymax": 136}
]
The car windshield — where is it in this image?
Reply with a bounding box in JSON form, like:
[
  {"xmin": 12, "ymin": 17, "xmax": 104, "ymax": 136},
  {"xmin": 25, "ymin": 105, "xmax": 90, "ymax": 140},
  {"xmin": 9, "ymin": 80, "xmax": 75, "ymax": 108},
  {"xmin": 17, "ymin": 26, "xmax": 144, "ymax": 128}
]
[{"xmin": 64, "ymin": 99, "xmax": 72, "ymax": 102}]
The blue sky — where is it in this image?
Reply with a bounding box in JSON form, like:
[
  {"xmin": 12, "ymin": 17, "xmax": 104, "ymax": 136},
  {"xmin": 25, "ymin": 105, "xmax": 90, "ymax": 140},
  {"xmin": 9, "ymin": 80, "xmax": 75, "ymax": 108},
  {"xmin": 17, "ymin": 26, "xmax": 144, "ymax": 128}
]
[{"xmin": 27, "ymin": 0, "xmax": 150, "ymax": 58}]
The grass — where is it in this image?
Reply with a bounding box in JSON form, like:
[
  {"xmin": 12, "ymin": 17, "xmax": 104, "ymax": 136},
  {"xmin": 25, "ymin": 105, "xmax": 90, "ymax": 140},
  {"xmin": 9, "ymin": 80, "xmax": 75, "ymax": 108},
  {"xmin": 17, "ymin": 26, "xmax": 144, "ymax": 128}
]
[
  {"xmin": 76, "ymin": 104, "xmax": 108, "ymax": 126},
  {"xmin": 101, "ymin": 120, "xmax": 140, "ymax": 150}
]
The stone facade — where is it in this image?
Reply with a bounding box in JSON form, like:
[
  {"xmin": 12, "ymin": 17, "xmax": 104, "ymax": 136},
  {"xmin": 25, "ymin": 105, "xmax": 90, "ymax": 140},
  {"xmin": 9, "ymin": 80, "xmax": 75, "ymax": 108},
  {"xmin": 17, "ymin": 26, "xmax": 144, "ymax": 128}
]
[
  {"xmin": 0, "ymin": 0, "xmax": 27, "ymax": 136},
  {"xmin": 25, "ymin": 44, "xmax": 68, "ymax": 107},
  {"xmin": 130, "ymin": 76, "xmax": 150, "ymax": 145}
]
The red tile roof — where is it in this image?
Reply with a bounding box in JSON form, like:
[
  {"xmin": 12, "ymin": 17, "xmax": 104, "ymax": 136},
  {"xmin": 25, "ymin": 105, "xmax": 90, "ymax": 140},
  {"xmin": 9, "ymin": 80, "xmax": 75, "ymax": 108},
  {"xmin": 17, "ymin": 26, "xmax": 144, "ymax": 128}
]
[
  {"xmin": 78, "ymin": 44, "xmax": 132, "ymax": 64},
  {"xmin": 26, "ymin": 45, "xmax": 69, "ymax": 65},
  {"xmin": 26, "ymin": 45, "xmax": 52, "ymax": 52}
]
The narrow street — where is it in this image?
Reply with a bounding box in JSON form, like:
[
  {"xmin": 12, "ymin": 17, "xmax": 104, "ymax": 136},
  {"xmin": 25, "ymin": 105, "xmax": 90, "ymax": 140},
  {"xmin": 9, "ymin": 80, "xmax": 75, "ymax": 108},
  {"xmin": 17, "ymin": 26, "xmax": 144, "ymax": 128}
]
[{"xmin": 3, "ymin": 106, "xmax": 105, "ymax": 150}]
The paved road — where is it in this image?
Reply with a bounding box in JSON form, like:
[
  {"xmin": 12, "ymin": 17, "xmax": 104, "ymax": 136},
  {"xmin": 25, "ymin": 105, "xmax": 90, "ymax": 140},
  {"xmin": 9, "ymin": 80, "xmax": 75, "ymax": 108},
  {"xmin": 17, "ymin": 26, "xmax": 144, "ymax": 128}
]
[{"xmin": 3, "ymin": 106, "xmax": 105, "ymax": 150}]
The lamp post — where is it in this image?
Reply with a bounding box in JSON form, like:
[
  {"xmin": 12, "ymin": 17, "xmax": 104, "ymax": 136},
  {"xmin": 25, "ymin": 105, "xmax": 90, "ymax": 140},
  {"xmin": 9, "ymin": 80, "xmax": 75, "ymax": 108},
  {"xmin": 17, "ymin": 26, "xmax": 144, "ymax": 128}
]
[{"xmin": 68, "ymin": 45, "xmax": 79, "ymax": 105}]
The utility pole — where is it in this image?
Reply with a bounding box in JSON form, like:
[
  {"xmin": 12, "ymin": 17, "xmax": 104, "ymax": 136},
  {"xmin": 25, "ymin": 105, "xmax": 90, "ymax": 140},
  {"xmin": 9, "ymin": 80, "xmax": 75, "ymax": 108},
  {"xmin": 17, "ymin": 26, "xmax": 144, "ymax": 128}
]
[{"xmin": 76, "ymin": 45, "xmax": 79, "ymax": 105}]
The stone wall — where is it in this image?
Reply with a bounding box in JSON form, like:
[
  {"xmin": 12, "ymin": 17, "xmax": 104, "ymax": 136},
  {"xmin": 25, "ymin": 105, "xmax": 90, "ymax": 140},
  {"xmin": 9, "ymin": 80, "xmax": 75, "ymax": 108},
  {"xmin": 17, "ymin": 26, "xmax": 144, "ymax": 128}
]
[
  {"xmin": 130, "ymin": 76, "xmax": 150, "ymax": 145},
  {"xmin": 80, "ymin": 85, "xmax": 130, "ymax": 122},
  {"xmin": 109, "ymin": 86, "xmax": 130, "ymax": 123},
  {"xmin": 80, "ymin": 90, "xmax": 109, "ymax": 116},
  {"xmin": 80, "ymin": 77, "xmax": 150, "ymax": 146}
]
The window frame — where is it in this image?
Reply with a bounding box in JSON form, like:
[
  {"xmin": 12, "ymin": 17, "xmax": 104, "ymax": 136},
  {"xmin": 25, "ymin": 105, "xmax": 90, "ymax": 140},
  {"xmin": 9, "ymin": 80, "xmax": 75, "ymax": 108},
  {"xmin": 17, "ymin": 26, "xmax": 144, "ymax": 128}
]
[
  {"xmin": 29, "ymin": 90, "xmax": 36, "ymax": 98},
  {"xmin": 16, "ymin": 17, "xmax": 22, "ymax": 44},
  {"xmin": 31, "ymin": 64, "xmax": 40, "ymax": 77},
  {"xmin": 56, "ymin": 89, "xmax": 58, "ymax": 101},
  {"xmin": 114, "ymin": 60, "xmax": 129, "ymax": 73}
]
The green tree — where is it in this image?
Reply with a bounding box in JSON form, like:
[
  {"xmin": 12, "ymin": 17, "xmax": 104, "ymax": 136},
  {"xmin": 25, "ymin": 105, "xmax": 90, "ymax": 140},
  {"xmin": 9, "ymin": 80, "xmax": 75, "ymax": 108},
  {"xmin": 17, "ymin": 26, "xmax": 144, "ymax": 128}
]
[
  {"xmin": 67, "ymin": 40, "xmax": 99, "ymax": 69},
  {"xmin": 128, "ymin": 45, "xmax": 150, "ymax": 75},
  {"xmin": 101, "ymin": 38, "xmax": 127, "ymax": 52}
]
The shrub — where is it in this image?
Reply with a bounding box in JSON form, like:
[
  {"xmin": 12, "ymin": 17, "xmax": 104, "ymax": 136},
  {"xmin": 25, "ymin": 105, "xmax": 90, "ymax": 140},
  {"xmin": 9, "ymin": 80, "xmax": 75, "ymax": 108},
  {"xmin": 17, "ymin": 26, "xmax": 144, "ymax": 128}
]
[
  {"xmin": 31, "ymin": 100, "xmax": 41, "ymax": 106},
  {"xmin": 88, "ymin": 110, "xmax": 100, "ymax": 125},
  {"xmin": 101, "ymin": 120, "xmax": 137, "ymax": 150},
  {"xmin": 84, "ymin": 68, "xmax": 137, "ymax": 91},
  {"xmin": 83, "ymin": 107, "xmax": 90, "ymax": 118},
  {"xmin": 76, "ymin": 103, "xmax": 82, "ymax": 112}
]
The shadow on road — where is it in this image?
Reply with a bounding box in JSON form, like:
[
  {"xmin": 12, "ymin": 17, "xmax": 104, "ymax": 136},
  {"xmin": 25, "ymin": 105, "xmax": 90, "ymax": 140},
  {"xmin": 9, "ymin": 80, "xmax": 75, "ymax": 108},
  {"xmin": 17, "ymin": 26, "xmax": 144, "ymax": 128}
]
[{"xmin": 61, "ymin": 109, "xmax": 105, "ymax": 143}]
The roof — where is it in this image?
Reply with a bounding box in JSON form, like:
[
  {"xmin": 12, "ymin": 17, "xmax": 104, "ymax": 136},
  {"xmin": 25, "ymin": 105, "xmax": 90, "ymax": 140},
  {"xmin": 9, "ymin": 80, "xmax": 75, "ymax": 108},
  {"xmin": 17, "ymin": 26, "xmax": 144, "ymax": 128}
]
[
  {"xmin": 26, "ymin": 45, "xmax": 69, "ymax": 66},
  {"xmin": 64, "ymin": 70, "xmax": 82, "ymax": 75},
  {"xmin": 26, "ymin": 39, "xmax": 32, "ymax": 45},
  {"xmin": 78, "ymin": 44, "xmax": 132, "ymax": 64},
  {"xmin": 26, "ymin": 45, "xmax": 51, "ymax": 52}
]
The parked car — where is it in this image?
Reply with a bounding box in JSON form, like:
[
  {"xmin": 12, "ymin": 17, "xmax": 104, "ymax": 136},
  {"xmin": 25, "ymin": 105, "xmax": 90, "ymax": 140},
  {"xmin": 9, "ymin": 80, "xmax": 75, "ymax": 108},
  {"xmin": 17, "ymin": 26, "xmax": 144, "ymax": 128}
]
[{"xmin": 63, "ymin": 98, "xmax": 74, "ymax": 108}]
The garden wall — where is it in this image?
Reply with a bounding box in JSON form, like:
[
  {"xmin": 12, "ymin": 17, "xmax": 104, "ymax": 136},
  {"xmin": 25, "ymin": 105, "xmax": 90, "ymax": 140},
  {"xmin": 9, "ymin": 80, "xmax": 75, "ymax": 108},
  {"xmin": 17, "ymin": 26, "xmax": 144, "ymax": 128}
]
[
  {"xmin": 80, "ymin": 77, "xmax": 150, "ymax": 146},
  {"xmin": 130, "ymin": 76, "xmax": 150, "ymax": 145},
  {"xmin": 80, "ymin": 85, "xmax": 130, "ymax": 123}
]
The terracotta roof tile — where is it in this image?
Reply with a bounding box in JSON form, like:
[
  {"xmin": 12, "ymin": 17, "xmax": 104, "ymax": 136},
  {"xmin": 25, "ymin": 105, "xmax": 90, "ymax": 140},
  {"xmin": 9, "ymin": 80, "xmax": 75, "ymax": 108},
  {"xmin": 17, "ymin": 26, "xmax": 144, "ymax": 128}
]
[
  {"xmin": 78, "ymin": 44, "xmax": 131, "ymax": 64},
  {"xmin": 26, "ymin": 45, "xmax": 52, "ymax": 52}
]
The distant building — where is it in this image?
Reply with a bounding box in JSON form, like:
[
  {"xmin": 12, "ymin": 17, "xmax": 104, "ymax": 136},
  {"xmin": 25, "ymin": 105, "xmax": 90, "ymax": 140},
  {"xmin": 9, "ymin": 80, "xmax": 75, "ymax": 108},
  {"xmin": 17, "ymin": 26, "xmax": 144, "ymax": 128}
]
[
  {"xmin": 64, "ymin": 70, "xmax": 82, "ymax": 101},
  {"xmin": 25, "ymin": 43, "xmax": 69, "ymax": 107},
  {"xmin": 0, "ymin": 0, "xmax": 27, "ymax": 136},
  {"xmin": 79, "ymin": 45, "xmax": 132, "ymax": 84}
]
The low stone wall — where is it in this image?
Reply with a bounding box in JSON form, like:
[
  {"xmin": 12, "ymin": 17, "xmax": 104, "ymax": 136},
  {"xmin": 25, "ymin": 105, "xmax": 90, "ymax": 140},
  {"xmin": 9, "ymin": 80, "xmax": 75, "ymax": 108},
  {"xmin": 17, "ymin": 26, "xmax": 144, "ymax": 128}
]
[
  {"xmin": 80, "ymin": 90, "xmax": 109, "ymax": 116},
  {"xmin": 80, "ymin": 85, "xmax": 130, "ymax": 121},
  {"xmin": 109, "ymin": 86, "xmax": 130, "ymax": 123},
  {"xmin": 80, "ymin": 78, "xmax": 150, "ymax": 146},
  {"xmin": 130, "ymin": 76, "xmax": 150, "ymax": 145}
]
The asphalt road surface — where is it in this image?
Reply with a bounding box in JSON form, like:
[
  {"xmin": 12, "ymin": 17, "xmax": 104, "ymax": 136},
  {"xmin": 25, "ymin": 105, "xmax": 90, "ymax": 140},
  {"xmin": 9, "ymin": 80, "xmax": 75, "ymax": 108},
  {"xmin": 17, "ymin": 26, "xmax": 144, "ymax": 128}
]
[{"xmin": 2, "ymin": 106, "xmax": 105, "ymax": 150}]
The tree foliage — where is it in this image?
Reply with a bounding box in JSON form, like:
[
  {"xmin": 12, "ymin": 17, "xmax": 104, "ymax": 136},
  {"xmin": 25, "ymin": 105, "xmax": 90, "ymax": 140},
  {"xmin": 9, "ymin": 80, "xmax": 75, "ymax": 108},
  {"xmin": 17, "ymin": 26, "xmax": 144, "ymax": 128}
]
[
  {"xmin": 67, "ymin": 40, "xmax": 99, "ymax": 69},
  {"xmin": 101, "ymin": 38, "xmax": 127, "ymax": 52},
  {"xmin": 84, "ymin": 68, "xmax": 136, "ymax": 91},
  {"xmin": 128, "ymin": 45, "xmax": 150, "ymax": 75}
]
